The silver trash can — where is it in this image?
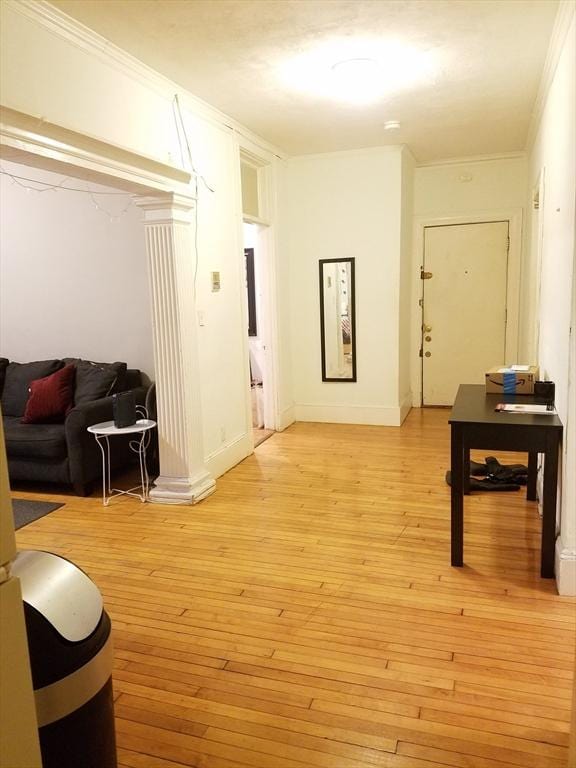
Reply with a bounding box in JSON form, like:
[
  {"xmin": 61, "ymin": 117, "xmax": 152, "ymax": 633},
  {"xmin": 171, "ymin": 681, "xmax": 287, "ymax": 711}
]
[{"xmin": 12, "ymin": 551, "xmax": 117, "ymax": 768}]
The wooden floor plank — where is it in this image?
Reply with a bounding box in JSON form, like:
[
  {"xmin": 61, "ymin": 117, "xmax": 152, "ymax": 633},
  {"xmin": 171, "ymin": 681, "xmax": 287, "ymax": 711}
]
[{"xmin": 13, "ymin": 411, "xmax": 575, "ymax": 768}]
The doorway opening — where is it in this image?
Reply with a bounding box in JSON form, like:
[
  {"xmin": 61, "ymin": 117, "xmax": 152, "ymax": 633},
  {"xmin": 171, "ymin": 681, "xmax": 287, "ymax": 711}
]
[{"xmin": 244, "ymin": 222, "xmax": 274, "ymax": 447}]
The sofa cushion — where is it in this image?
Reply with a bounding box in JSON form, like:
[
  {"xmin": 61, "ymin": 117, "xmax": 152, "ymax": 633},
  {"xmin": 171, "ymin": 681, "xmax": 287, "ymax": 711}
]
[
  {"xmin": 4, "ymin": 416, "xmax": 67, "ymax": 460},
  {"xmin": 63, "ymin": 359, "xmax": 128, "ymax": 400},
  {"xmin": 22, "ymin": 364, "xmax": 76, "ymax": 424},
  {"xmin": 1, "ymin": 360, "xmax": 63, "ymax": 417},
  {"xmin": 74, "ymin": 360, "xmax": 119, "ymax": 404},
  {"xmin": 0, "ymin": 358, "xmax": 9, "ymax": 398}
]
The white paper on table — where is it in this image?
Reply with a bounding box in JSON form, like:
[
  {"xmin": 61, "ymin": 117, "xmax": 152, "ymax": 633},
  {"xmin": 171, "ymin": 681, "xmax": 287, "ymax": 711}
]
[{"xmin": 495, "ymin": 403, "xmax": 556, "ymax": 415}]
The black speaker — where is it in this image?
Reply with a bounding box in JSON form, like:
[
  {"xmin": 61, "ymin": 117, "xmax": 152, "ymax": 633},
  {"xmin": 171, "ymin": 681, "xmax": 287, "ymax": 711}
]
[
  {"xmin": 112, "ymin": 391, "xmax": 136, "ymax": 428},
  {"xmin": 534, "ymin": 380, "xmax": 555, "ymax": 404}
]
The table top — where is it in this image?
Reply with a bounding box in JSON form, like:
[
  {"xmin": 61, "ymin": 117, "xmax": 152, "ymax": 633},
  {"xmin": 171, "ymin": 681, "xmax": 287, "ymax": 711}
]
[
  {"xmin": 87, "ymin": 419, "xmax": 156, "ymax": 436},
  {"xmin": 449, "ymin": 385, "xmax": 563, "ymax": 429}
]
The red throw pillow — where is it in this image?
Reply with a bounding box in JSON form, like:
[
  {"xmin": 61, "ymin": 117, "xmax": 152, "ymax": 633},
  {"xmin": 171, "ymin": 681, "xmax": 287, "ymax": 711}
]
[{"xmin": 21, "ymin": 364, "xmax": 76, "ymax": 424}]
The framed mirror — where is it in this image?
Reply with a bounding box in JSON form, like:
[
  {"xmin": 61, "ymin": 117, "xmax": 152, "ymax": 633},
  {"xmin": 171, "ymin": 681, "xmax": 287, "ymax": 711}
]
[{"xmin": 319, "ymin": 258, "xmax": 356, "ymax": 382}]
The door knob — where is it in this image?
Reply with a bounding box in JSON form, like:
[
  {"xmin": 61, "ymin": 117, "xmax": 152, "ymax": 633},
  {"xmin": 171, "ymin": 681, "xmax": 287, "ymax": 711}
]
[
  {"xmin": 425, "ymin": 351, "xmax": 431, "ymax": 357},
  {"xmin": 423, "ymin": 325, "xmax": 432, "ymax": 333},
  {"xmin": 425, "ymin": 335, "xmax": 432, "ymax": 342}
]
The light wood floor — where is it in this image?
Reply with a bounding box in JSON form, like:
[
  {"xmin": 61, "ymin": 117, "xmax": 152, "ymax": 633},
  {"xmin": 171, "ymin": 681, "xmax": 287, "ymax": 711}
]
[{"xmin": 14, "ymin": 409, "xmax": 576, "ymax": 768}]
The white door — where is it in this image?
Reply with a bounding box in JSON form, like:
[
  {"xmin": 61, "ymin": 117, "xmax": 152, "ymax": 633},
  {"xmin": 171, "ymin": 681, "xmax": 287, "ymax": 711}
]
[{"xmin": 422, "ymin": 221, "xmax": 509, "ymax": 405}]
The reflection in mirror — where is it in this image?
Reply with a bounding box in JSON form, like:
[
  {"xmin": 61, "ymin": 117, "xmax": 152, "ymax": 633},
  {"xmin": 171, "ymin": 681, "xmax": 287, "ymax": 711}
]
[{"xmin": 319, "ymin": 258, "xmax": 356, "ymax": 382}]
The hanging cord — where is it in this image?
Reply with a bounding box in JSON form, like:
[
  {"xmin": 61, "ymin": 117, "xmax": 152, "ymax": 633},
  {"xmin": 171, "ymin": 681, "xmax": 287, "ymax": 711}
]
[
  {"xmin": 1, "ymin": 166, "xmax": 134, "ymax": 222},
  {"xmin": 171, "ymin": 94, "xmax": 216, "ymax": 298},
  {"xmin": 172, "ymin": 94, "xmax": 215, "ymax": 193}
]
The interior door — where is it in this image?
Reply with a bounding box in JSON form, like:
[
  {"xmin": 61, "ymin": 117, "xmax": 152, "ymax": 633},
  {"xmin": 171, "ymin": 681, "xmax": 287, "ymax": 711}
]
[{"xmin": 422, "ymin": 221, "xmax": 509, "ymax": 406}]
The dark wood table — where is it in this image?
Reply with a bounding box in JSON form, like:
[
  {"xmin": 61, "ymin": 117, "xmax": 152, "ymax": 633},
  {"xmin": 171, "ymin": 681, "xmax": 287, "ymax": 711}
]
[{"xmin": 449, "ymin": 384, "xmax": 563, "ymax": 578}]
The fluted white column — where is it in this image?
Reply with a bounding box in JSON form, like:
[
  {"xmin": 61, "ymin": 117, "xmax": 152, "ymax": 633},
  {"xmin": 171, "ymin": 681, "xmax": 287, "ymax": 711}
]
[{"xmin": 134, "ymin": 194, "xmax": 215, "ymax": 504}]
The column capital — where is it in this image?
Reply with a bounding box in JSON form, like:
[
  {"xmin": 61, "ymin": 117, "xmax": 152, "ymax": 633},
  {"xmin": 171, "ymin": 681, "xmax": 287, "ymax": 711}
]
[{"xmin": 133, "ymin": 193, "xmax": 196, "ymax": 224}]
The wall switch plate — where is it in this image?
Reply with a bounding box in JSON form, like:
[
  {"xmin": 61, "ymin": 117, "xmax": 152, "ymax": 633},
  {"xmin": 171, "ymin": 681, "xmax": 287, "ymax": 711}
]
[{"xmin": 211, "ymin": 271, "xmax": 221, "ymax": 291}]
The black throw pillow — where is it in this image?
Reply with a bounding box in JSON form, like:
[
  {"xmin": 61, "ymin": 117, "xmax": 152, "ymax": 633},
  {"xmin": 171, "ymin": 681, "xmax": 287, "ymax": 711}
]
[
  {"xmin": 63, "ymin": 358, "xmax": 128, "ymax": 395},
  {"xmin": 73, "ymin": 360, "xmax": 118, "ymax": 405}
]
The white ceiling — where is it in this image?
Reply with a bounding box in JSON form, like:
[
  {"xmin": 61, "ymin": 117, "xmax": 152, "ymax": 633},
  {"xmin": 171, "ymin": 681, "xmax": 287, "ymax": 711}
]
[{"xmin": 48, "ymin": 0, "xmax": 559, "ymax": 163}]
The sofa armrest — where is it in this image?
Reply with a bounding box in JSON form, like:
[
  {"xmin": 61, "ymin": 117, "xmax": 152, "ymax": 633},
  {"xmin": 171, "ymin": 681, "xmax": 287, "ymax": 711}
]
[
  {"xmin": 66, "ymin": 385, "xmax": 148, "ymax": 429},
  {"xmin": 65, "ymin": 386, "xmax": 148, "ymax": 491}
]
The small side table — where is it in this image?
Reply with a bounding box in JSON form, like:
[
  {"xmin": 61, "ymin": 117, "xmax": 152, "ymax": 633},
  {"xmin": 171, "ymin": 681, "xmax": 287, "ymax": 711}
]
[
  {"xmin": 449, "ymin": 385, "xmax": 562, "ymax": 578},
  {"xmin": 87, "ymin": 419, "xmax": 156, "ymax": 506}
]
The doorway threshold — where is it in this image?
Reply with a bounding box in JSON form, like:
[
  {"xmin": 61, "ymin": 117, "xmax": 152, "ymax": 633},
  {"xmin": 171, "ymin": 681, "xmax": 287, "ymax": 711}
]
[{"xmin": 253, "ymin": 428, "xmax": 274, "ymax": 448}]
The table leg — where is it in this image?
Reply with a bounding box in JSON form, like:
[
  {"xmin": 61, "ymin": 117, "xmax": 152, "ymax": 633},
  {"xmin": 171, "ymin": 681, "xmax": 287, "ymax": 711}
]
[
  {"xmin": 451, "ymin": 423, "xmax": 464, "ymax": 567},
  {"xmin": 137, "ymin": 432, "xmax": 149, "ymax": 502},
  {"xmin": 94, "ymin": 434, "xmax": 110, "ymax": 507},
  {"xmin": 540, "ymin": 435, "xmax": 559, "ymax": 578},
  {"xmin": 527, "ymin": 451, "xmax": 538, "ymax": 501}
]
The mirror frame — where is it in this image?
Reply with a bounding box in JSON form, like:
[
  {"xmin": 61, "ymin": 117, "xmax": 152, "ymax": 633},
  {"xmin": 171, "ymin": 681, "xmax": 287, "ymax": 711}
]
[{"xmin": 319, "ymin": 257, "xmax": 357, "ymax": 383}]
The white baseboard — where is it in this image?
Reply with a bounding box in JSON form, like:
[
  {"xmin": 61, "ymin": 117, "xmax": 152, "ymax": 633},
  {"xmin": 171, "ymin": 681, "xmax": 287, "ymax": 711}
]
[
  {"xmin": 277, "ymin": 405, "xmax": 296, "ymax": 431},
  {"xmin": 205, "ymin": 432, "xmax": 252, "ymax": 479},
  {"xmin": 294, "ymin": 402, "xmax": 407, "ymax": 426},
  {"xmin": 399, "ymin": 392, "xmax": 413, "ymax": 425},
  {"xmin": 555, "ymin": 540, "xmax": 576, "ymax": 596}
]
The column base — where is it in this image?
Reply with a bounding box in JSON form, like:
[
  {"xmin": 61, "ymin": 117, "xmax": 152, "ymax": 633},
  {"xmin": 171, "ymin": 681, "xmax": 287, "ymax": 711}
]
[
  {"xmin": 555, "ymin": 540, "xmax": 576, "ymax": 596},
  {"xmin": 149, "ymin": 471, "xmax": 216, "ymax": 505}
]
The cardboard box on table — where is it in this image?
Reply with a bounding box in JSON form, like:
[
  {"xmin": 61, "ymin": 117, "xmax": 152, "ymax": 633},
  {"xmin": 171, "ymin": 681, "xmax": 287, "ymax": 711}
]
[{"xmin": 485, "ymin": 366, "xmax": 539, "ymax": 395}]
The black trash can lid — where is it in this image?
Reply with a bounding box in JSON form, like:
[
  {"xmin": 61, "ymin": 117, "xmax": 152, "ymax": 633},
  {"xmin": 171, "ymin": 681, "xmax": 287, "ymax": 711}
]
[{"xmin": 12, "ymin": 551, "xmax": 103, "ymax": 642}]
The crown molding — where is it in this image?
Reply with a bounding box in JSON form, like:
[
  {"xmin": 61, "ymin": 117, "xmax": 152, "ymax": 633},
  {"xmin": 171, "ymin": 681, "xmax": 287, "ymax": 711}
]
[
  {"xmin": 416, "ymin": 151, "xmax": 527, "ymax": 169},
  {"xmin": 5, "ymin": 0, "xmax": 285, "ymax": 161},
  {"xmin": 525, "ymin": 0, "xmax": 575, "ymax": 152}
]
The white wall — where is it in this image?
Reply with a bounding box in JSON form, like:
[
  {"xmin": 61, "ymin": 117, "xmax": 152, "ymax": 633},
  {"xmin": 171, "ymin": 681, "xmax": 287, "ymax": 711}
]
[
  {"xmin": 527, "ymin": 9, "xmax": 575, "ymax": 594},
  {"xmin": 0, "ymin": 1, "xmax": 287, "ymax": 477},
  {"xmin": 284, "ymin": 146, "xmax": 406, "ymax": 425},
  {"xmin": 0, "ymin": 160, "xmax": 154, "ymax": 375},
  {"xmin": 414, "ymin": 157, "xmax": 528, "ymax": 218}
]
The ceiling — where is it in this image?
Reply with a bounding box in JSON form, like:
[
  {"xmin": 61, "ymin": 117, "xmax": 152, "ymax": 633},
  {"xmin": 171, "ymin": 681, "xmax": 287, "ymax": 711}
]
[{"xmin": 48, "ymin": 0, "xmax": 559, "ymax": 163}]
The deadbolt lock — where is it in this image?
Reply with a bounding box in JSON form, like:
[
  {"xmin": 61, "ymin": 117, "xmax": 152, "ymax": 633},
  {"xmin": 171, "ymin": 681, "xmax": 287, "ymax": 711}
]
[
  {"xmin": 425, "ymin": 335, "xmax": 432, "ymax": 342},
  {"xmin": 422, "ymin": 324, "xmax": 432, "ymax": 333},
  {"xmin": 425, "ymin": 351, "xmax": 432, "ymax": 358}
]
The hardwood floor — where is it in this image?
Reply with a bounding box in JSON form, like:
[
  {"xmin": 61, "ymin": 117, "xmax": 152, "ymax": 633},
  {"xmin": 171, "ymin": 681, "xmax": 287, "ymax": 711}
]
[{"xmin": 14, "ymin": 409, "xmax": 576, "ymax": 768}]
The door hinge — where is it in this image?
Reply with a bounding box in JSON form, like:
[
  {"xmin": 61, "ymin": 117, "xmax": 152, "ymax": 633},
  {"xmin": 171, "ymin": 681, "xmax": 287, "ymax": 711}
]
[
  {"xmin": 420, "ymin": 268, "xmax": 433, "ymax": 280},
  {"xmin": 506, "ymin": 235, "xmax": 510, "ymax": 254},
  {"xmin": 419, "ymin": 347, "xmax": 423, "ymax": 358}
]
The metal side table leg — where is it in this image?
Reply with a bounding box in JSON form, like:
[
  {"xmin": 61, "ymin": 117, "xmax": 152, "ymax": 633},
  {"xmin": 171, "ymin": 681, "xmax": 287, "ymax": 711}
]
[
  {"xmin": 94, "ymin": 434, "xmax": 110, "ymax": 506},
  {"xmin": 137, "ymin": 432, "xmax": 149, "ymax": 502}
]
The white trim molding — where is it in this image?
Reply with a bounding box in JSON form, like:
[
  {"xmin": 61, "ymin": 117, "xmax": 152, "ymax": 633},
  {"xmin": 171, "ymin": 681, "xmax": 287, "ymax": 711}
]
[
  {"xmin": 0, "ymin": 106, "xmax": 191, "ymax": 195},
  {"xmin": 205, "ymin": 432, "xmax": 253, "ymax": 480},
  {"xmin": 526, "ymin": 0, "xmax": 576, "ymax": 152},
  {"xmin": 5, "ymin": 0, "xmax": 285, "ymax": 161},
  {"xmin": 278, "ymin": 406, "xmax": 296, "ymax": 432},
  {"xmin": 399, "ymin": 392, "xmax": 413, "ymax": 425},
  {"xmin": 295, "ymin": 403, "xmax": 408, "ymax": 427},
  {"xmin": 555, "ymin": 540, "xmax": 576, "ymax": 596},
  {"xmin": 417, "ymin": 152, "xmax": 526, "ymax": 169}
]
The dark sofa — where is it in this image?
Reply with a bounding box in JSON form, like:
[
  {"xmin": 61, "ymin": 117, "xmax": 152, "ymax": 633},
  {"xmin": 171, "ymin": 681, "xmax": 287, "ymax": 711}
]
[{"xmin": 0, "ymin": 357, "xmax": 148, "ymax": 495}]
